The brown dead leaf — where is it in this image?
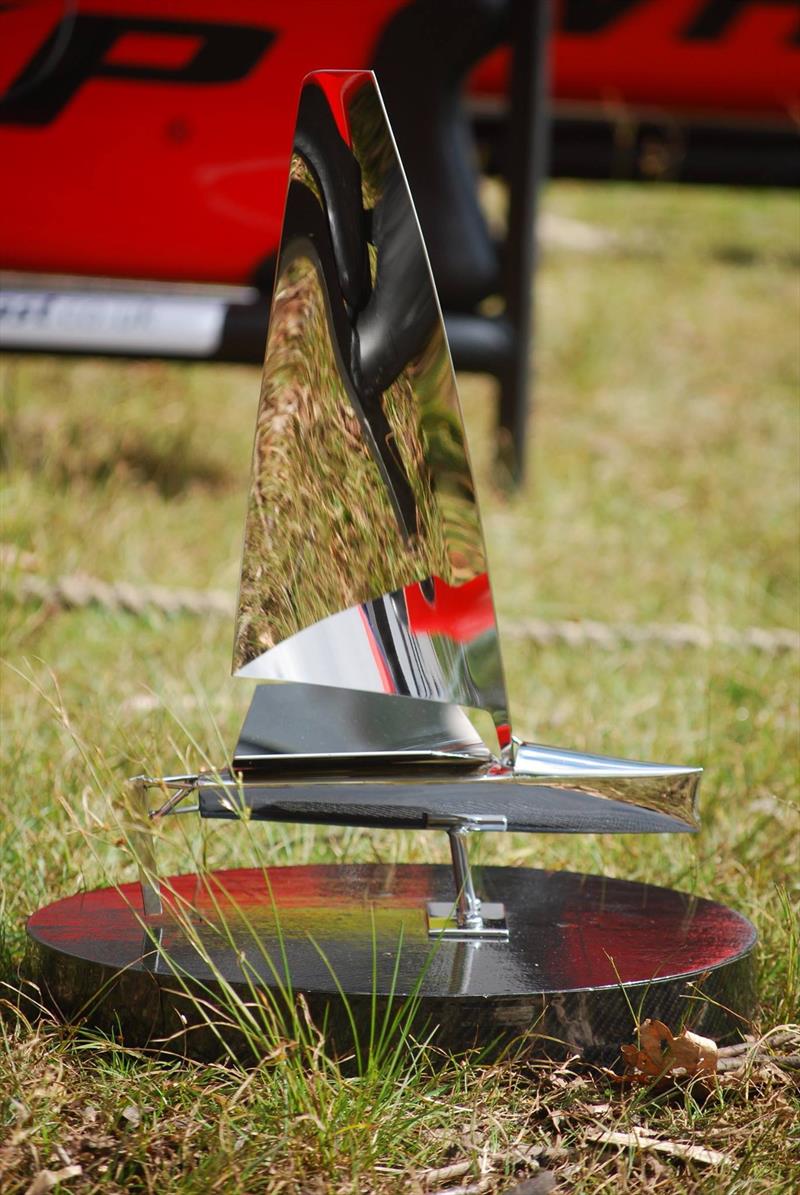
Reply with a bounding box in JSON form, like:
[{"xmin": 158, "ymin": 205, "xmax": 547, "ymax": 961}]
[
  {"xmin": 24, "ymin": 1166, "xmax": 82, "ymax": 1195},
  {"xmin": 622, "ymin": 1019, "xmax": 719, "ymax": 1080}
]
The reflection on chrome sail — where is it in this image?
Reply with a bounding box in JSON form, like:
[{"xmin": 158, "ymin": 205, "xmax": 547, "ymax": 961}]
[
  {"xmin": 232, "ymin": 683, "xmax": 492, "ymax": 770},
  {"xmin": 236, "ymin": 575, "xmax": 507, "ymax": 739},
  {"xmin": 233, "ymin": 70, "xmax": 508, "ymax": 738}
]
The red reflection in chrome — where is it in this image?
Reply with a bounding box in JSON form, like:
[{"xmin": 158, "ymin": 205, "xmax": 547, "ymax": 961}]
[
  {"xmin": 312, "ymin": 70, "xmax": 371, "ymax": 146},
  {"xmin": 405, "ymin": 573, "xmax": 495, "ymax": 642},
  {"xmin": 495, "ymin": 723, "xmax": 511, "ymax": 750}
]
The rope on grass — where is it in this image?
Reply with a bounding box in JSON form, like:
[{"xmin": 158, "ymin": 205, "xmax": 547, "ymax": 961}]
[
  {"xmin": 10, "ymin": 572, "xmax": 231, "ymax": 618},
  {"xmin": 6, "ymin": 571, "xmax": 799, "ymax": 655},
  {"xmin": 502, "ymin": 617, "xmax": 800, "ymax": 654}
]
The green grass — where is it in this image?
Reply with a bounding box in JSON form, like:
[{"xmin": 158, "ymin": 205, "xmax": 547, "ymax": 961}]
[{"xmin": 1, "ymin": 181, "xmax": 799, "ymax": 1192}]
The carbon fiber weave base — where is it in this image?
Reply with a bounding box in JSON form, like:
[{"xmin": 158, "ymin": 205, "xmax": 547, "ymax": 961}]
[{"xmin": 27, "ymin": 864, "xmax": 757, "ymax": 1063}]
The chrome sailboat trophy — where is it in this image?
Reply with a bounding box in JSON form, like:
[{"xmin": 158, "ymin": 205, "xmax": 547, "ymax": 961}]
[{"xmin": 28, "ymin": 71, "xmax": 756, "ymax": 1059}]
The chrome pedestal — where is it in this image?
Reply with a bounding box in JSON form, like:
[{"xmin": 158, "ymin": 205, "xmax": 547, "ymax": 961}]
[{"xmin": 425, "ymin": 815, "xmax": 508, "ymax": 938}]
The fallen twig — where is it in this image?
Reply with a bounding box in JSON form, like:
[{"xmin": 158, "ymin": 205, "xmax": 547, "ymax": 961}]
[
  {"xmin": 436, "ymin": 1183, "xmax": 491, "ymax": 1195},
  {"xmin": 420, "ymin": 1160, "xmax": 472, "ymax": 1189},
  {"xmin": 583, "ymin": 1126, "xmax": 730, "ymax": 1168},
  {"xmin": 417, "ymin": 1146, "xmax": 546, "ymax": 1192}
]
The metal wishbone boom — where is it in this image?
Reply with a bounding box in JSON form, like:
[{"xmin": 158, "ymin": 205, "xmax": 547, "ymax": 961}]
[{"xmin": 126, "ymin": 773, "xmax": 511, "ymax": 939}]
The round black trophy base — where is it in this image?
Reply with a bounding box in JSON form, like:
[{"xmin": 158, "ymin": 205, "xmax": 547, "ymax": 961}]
[{"xmin": 27, "ymin": 865, "xmax": 757, "ymax": 1064}]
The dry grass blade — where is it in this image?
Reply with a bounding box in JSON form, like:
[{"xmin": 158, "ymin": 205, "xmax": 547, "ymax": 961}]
[
  {"xmin": 583, "ymin": 1126, "xmax": 731, "ymax": 1168},
  {"xmin": 716, "ymin": 1025, "xmax": 800, "ymax": 1074}
]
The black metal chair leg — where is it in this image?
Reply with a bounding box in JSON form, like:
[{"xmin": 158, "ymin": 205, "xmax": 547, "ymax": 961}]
[{"xmin": 499, "ymin": 0, "xmax": 551, "ymax": 484}]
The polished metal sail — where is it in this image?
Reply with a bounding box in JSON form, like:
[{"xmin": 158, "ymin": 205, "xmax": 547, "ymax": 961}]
[{"xmin": 232, "ymin": 70, "xmax": 509, "ymax": 740}]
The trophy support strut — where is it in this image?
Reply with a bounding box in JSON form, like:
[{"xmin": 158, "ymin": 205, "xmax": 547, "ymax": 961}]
[{"xmin": 426, "ymin": 814, "xmax": 509, "ymax": 940}]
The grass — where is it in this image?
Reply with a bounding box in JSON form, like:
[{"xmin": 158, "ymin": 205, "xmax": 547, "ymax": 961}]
[{"xmin": 1, "ymin": 179, "xmax": 799, "ymax": 1192}]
